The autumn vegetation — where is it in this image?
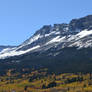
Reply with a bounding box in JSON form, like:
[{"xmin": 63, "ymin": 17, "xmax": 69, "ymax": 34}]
[{"xmin": 0, "ymin": 68, "xmax": 92, "ymax": 92}]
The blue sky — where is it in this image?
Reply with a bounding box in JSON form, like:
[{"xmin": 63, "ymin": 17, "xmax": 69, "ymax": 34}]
[{"xmin": 0, "ymin": 0, "xmax": 92, "ymax": 45}]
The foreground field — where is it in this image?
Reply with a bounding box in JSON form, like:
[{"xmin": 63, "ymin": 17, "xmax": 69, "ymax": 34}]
[{"xmin": 0, "ymin": 69, "xmax": 92, "ymax": 92}]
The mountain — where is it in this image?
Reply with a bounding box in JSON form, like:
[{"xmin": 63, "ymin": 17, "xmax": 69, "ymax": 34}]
[
  {"xmin": 0, "ymin": 45, "xmax": 16, "ymax": 52},
  {"xmin": 0, "ymin": 15, "xmax": 92, "ymax": 74}
]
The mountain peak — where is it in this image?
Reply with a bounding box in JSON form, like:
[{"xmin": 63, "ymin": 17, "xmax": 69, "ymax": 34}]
[{"xmin": 69, "ymin": 15, "xmax": 92, "ymax": 31}]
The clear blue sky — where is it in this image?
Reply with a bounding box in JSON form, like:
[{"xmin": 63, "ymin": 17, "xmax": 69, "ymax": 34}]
[{"xmin": 0, "ymin": 0, "xmax": 92, "ymax": 45}]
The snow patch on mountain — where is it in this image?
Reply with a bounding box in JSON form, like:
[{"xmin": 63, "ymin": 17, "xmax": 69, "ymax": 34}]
[
  {"xmin": 45, "ymin": 31, "xmax": 60, "ymax": 37},
  {"xmin": 0, "ymin": 47, "xmax": 16, "ymax": 54},
  {"xmin": 46, "ymin": 36, "xmax": 66, "ymax": 45},
  {"xmin": 24, "ymin": 34, "xmax": 41, "ymax": 45},
  {"xmin": 76, "ymin": 29, "xmax": 92, "ymax": 38},
  {"xmin": 0, "ymin": 45, "xmax": 40, "ymax": 59},
  {"xmin": 68, "ymin": 30, "xmax": 92, "ymax": 48}
]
